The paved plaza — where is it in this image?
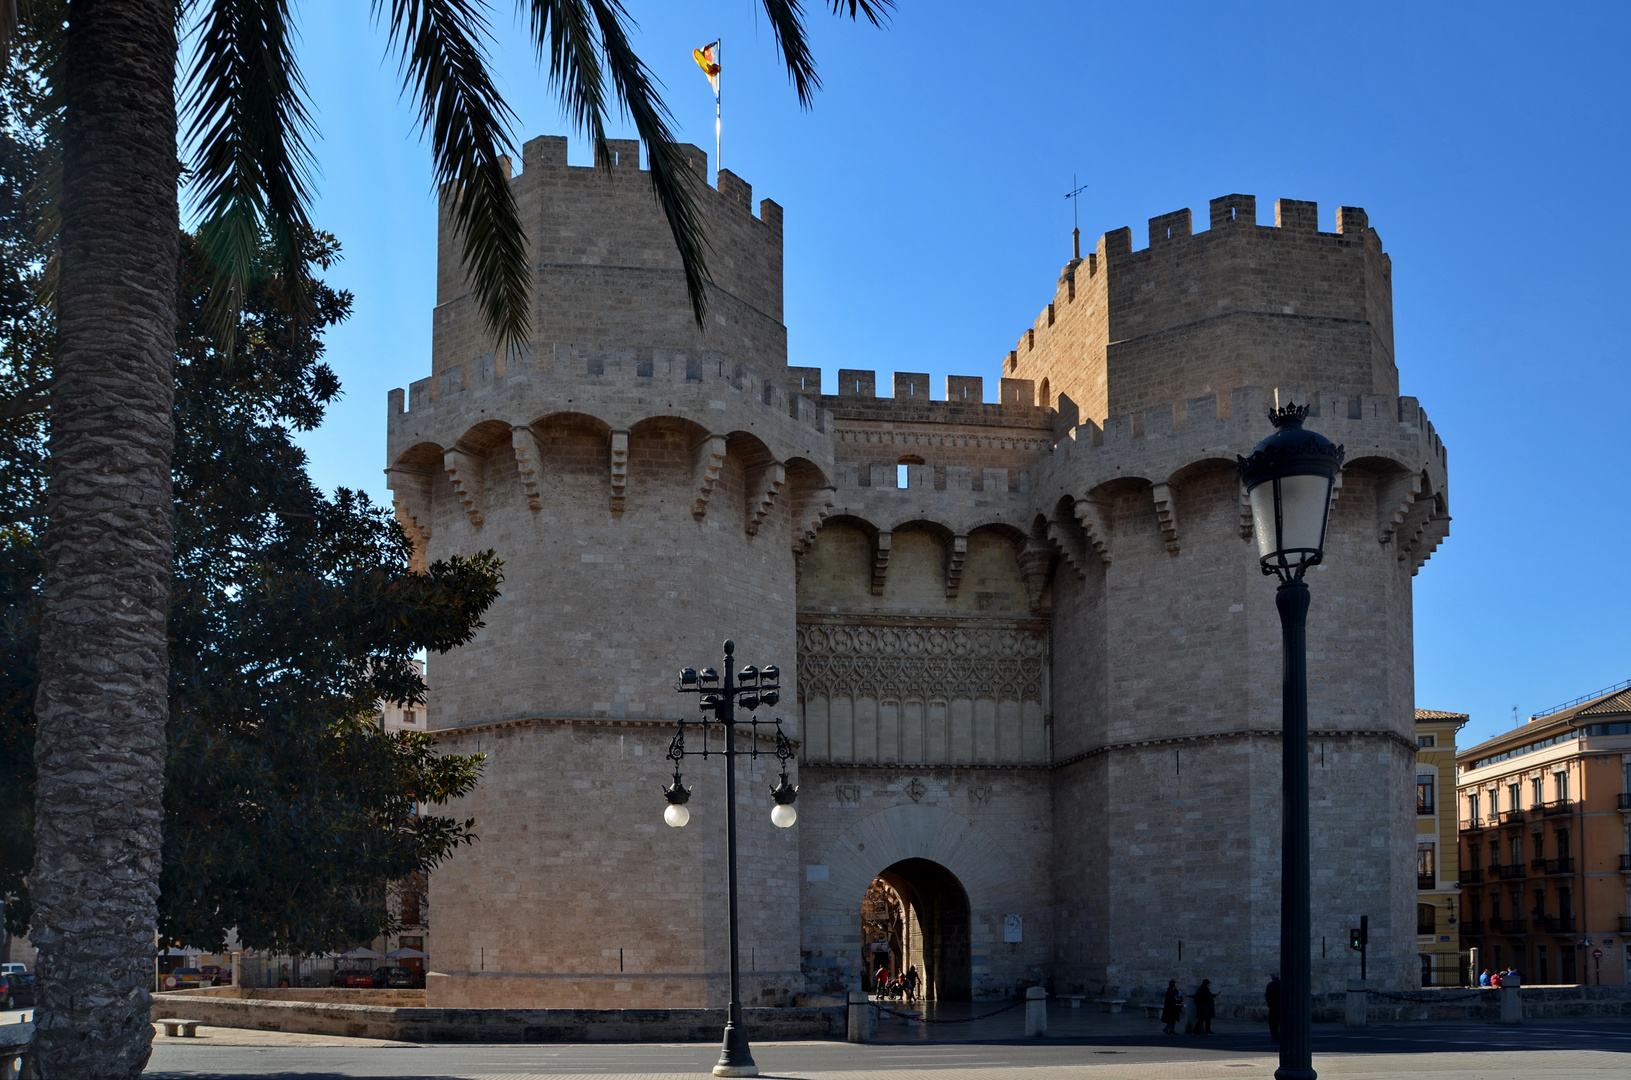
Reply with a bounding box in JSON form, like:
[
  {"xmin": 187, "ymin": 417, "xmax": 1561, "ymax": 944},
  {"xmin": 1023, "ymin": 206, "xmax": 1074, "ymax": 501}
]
[{"xmin": 136, "ymin": 1006, "xmax": 1631, "ymax": 1080}]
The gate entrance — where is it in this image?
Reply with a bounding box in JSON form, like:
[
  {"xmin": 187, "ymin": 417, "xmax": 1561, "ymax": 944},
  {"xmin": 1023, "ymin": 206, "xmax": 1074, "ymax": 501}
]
[{"xmin": 861, "ymin": 858, "xmax": 971, "ymax": 1002}]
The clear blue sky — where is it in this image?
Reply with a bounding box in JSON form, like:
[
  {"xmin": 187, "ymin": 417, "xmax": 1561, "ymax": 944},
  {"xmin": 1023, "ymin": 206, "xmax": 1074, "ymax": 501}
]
[{"xmin": 277, "ymin": 1, "xmax": 1629, "ymax": 751}]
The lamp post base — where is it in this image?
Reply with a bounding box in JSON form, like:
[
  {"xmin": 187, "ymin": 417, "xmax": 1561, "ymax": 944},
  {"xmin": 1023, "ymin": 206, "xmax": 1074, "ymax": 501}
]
[{"xmin": 713, "ymin": 1021, "xmax": 758, "ymax": 1077}]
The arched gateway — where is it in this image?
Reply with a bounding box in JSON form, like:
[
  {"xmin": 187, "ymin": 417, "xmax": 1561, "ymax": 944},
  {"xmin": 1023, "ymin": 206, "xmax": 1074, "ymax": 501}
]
[{"xmin": 868, "ymin": 859, "xmax": 972, "ymax": 1001}]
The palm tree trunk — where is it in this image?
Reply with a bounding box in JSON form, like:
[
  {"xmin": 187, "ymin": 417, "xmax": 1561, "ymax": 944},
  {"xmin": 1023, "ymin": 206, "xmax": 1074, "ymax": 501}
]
[{"xmin": 31, "ymin": 2, "xmax": 178, "ymax": 1076}]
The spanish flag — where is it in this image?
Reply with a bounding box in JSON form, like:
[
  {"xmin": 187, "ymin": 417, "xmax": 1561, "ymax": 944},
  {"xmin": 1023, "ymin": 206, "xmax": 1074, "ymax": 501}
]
[{"xmin": 693, "ymin": 40, "xmax": 720, "ymax": 96}]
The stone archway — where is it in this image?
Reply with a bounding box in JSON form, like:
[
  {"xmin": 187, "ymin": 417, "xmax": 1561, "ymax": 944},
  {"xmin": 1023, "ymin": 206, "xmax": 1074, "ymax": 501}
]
[
  {"xmin": 875, "ymin": 858, "xmax": 971, "ymax": 1001},
  {"xmin": 805, "ymin": 800, "xmax": 1017, "ymax": 1001}
]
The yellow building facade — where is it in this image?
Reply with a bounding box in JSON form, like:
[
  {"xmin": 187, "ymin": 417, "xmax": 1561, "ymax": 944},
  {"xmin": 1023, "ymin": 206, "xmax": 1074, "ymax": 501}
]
[{"xmin": 1415, "ymin": 710, "xmax": 1466, "ymax": 985}]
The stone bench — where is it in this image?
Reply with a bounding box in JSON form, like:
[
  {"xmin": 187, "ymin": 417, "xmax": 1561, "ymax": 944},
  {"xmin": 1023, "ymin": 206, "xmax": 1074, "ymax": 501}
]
[
  {"xmin": 1143, "ymin": 1004, "xmax": 1162, "ymax": 1019},
  {"xmin": 158, "ymin": 1019, "xmax": 200, "ymax": 1038},
  {"xmin": 1095, "ymin": 999, "xmax": 1127, "ymax": 1013},
  {"xmin": 1061, "ymin": 995, "xmax": 1087, "ymax": 1009}
]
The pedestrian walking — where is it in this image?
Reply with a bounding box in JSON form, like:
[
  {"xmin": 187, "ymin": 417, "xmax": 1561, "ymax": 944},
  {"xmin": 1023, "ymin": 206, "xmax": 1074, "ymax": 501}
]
[
  {"xmin": 1265, "ymin": 972, "xmax": 1281, "ymax": 1043},
  {"xmin": 1194, "ymin": 979, "xmax": 1217, "ymax": 1035},
  {"xmin": 903, "ymin": 965, "xmax": 920, "ymax": 1004},
  {"xmin": 1160, "ymin": 980, "xmax": 1183, "ymax": 1034}
]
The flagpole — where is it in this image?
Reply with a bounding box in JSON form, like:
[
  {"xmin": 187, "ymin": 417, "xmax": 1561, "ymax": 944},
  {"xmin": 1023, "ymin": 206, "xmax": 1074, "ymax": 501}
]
[{"xmin": 715, "ymin": 39, "xmax": 722, "ymax": 176}]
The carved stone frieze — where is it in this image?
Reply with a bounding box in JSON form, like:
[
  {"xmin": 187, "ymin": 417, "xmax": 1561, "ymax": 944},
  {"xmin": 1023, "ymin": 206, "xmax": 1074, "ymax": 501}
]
[{"xmin": 796, "ymin": 616, "xmax": 1048, "ymax": 705}]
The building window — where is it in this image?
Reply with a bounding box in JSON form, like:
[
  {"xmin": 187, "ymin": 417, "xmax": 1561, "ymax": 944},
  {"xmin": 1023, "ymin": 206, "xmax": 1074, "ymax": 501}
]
[
  {"xmin": 1555, "ymin": 828, "xmax": 1570, "ymax": 862},
  {"xmin": 404, "ymin": 710, "xmax": 416, "ymax": 725},
  {"xmin": 1468, "ymin": 895, "xmax": 1481, "ymax": 923},
  {"xmin": 1535, "ymin": 944, "xmax": 1548, "ymax": 984},
  {"xmin": 1493, "ymin": 944, "xmax": 1502, "ymax": 969},
  {"xmin": 1419, "ymin": 952, "xmax": 1434, "ymax": 987},
  {"xmin": 1489, "ymin": 839, "xmax": 1500, "ymax": 867},
  {"xmin": 1507, "ymin": 783, "xmax": 1521, "ymax": 814},
  {"xmin": 1417, "ymin": 734, "xmax": 1436, "ymax": 747},
  {"xmin": 1554, "ymin": 771, "xmax": 1569, "ymax": 803},
  {"xmin": 1489, "ymin": 787, "xmax": 1500, "ymax": 816},
  {"xmin": 1417, "ymin": 843, "xmax": 1436, "ymax": 885},
  {"xmin": 1531, "ymin": 888, "xmax": 1545, "ymax": 920},
  {"xmin": 1468, "ymin": 792, "xmax": 1480, "ymax": 824},
  {"xmin": 1489, "ymin": 894, "xmax": 1501, "ymax": 920},
  {"xmin": 1468, "ymin": 843, "xmax": 1480, "ymax": 869},
  {"xmin": 1561, "ymin": 945, "xmax": 1576, "ymax": 983},
  {"xmin": 1531, "ymin": 776, "xmax": 1544, "ymax": 809},
  {"xmin": 1417, "ymin": 774, "xmax": 1435, "ymax": 815},
  {"xmin": 1532, "ymin": 832, "xmax": 1544, "ymax": 862},
  {"xmin": 1417, "ymin": 904, "xmax": 1436, "ymax": 935},
  {"xmin": 1509, "ymin": 836, "xmax": 1522, "ymax": 865}
]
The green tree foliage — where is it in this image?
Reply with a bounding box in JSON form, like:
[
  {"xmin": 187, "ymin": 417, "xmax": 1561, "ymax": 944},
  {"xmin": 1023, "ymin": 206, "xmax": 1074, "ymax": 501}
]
[
  {"xmin": 0, "ymin": 41, "xmax": 502, "ymax": 946},
  {"xmin": 159, "ymin": 230, "xmax": 501, "ymax": 955}
]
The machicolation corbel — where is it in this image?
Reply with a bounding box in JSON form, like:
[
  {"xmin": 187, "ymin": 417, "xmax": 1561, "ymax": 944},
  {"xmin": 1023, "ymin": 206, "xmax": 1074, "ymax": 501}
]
[
  {"xmin": 746, "ymin": 462, "xmax": 786, "ymax": 536},
  {"xmin": 511, "ymin": 426, "xmax": 544, "ymax": 512},
  {"xmin": 1151, "ymin": 483, "xmax": 1180, "ymax": 555},
  {"xmin": 692, "ymin": 434, "xmax": 727, "ymax": 520},
  {"xmin": 871, "ymin": 532, "xmax": 892, "ymax": 596},
  {"xmin": 609, "ymin": 430, "xmax": 630, "ymax": 513},
  {"xmin": 945, "ymin": 535, "xmax": 968, "ymax": 599},
  {"xmin": 443, "ymin": 448, "xmax": 485, "ymax": 527}
]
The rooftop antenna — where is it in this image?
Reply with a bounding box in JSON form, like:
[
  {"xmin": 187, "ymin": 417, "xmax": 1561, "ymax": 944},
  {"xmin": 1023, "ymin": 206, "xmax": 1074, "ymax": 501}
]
[
  {"xmin": 1512, "ymin": 705, "xmax": 1520, "ymax": 728},
  {"xmin": 1065, "ymin": 174, "xmax": 1089, "ymax": 260}
]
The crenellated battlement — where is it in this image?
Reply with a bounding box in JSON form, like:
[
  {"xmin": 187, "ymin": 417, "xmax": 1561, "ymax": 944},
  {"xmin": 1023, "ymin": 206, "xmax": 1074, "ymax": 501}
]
[
  {"xmin": 1007, "ymin": 193, "xmax": 1398, "ymax": 430},
  {"xmin": 782, "ymin": 367, "xmax": 1054, "ymax": 428},
  {"xmin": 433, "ymin": 134, "xmax": 788, "ymax": 380}
]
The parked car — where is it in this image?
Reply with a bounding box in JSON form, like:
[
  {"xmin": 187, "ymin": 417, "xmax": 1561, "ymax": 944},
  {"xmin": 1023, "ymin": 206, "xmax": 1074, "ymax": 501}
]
[
  {"xmin": 339, "ymin": 972, "xmax": 374, "ymax": 988},
  {"xmin": 0, "ymin": 963, "xmax": 26, "ymax": 976},
  {"xmin": 371, "ymin": 966, "xmax": 413, "ymax": 989},
  {"xmin": 167, "ymin": 967, "xmax": 209, "ymax": 989},
  {"xmin": 0, "ymin": 972, "xmax": 36, "ymax": 1009}
]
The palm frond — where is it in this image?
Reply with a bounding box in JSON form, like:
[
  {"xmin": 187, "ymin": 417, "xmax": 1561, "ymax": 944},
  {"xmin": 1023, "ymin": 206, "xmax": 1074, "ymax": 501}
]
[
  {"xmin": 830, "ymin": 0, "xmax": 893, "ymax": 26},
  {"xmin": 184, "ymin": 0, "xmax": 315, "ymax": 354},
  {"xmin": 379, "ymin": 0, "xmax": 528, "ymax": 350},
  {"xmin": 759, "ymin": 0, "xmax": 820, "ymax": 108},
  {"xmin": 581, "ymin": 0, "xmax": 710, "ymax": 324},
  {"xmin": 520, "ymin": 0, "xmax": 606, "ymax": 145}
]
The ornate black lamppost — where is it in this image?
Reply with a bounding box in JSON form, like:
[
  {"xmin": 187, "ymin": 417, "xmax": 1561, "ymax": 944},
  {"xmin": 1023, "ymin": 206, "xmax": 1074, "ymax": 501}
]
[
  {"xmin": 1239, "ymin": 404, "xmax": 1344, "ymax": 1080},
  {"xmin": 668, "ymin": 640, "xmax": 798, "ymax": 1078}
]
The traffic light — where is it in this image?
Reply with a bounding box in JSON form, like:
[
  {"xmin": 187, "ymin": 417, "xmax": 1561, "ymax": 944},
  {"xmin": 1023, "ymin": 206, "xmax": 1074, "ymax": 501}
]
[{"xmin": 1349, "ymin": 928, "xmax": 1362, "ymax": 951}]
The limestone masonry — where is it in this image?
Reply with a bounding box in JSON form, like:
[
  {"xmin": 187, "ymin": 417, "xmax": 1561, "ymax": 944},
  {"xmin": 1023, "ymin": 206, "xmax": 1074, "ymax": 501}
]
[{"xmin": 385, "ymin": 135, "xmax": 1451, "ymax": 1010}]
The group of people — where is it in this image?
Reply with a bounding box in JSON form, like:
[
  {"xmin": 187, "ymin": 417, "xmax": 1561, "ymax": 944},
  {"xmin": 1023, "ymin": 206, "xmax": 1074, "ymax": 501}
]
[
  {"xmin": 1160, "ymin": 974, "xmax": 1285, "ymax": 1041},
  {"xmin": 1478, "ymin": 967, "xmax": 1523, "ymax": 987},
  {"xmin": 872, "ymin": 963, "xmax": 921, "ymax": 1002}
]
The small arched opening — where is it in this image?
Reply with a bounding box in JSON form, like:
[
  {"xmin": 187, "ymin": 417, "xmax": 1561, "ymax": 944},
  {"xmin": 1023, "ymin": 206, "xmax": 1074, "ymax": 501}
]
[{"xmin": 860, "ymin": 858, "xmax": 971, "ymax": 1002}]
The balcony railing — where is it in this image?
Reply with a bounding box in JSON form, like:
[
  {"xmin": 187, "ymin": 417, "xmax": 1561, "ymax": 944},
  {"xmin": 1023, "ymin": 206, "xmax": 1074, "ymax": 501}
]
[
  {"xmin": 1495, "ymin": 863, "xmax": 1526, "ymax": 880},
  {"xmin": 1459, "ymin": 818, "xmax": 1483, "ymax": 832},
  {"xmin": 1619, "ymin": 793, "xmax": 1631, "ymax": 811},
  {"xmin": 1417, "ymin": 874, "xmax": 1436, "ymax": 889},
  {"xmin": 1496, "ymin": 918, "xmax": 1526, "ymax": 934},
  {"xmin": 1546, "ymin": 857, "xmax": 1576, "ymax": 874},
  {"xmin": 1460, "ymin": 920, "xmax": 1485, "ymax": 935},
  {"xmin": 1531, "ymin": 857, "xmax": 1549, "ymax": 869},
  {"xmin": 1500, "ymin": 809, "xmax": 1527, "ymax": 825},
  {"xmin": 1542, "ymin": 799, "xmax": 1572, "ymax": 817},
  {"xmin": 1458, "ymin": 868, "xmax": 1484, "ymax": 884},
  {"xmin": 1620, "ymin": 853, "xmax": 1630, "ymax": 872},
  {"xmin": 1620, "ymin": 916, "xmax": 1631, "ymax": 933}
]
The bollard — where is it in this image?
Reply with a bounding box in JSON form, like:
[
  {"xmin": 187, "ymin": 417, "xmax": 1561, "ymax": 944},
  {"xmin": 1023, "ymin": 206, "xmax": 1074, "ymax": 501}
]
[
  {"xmin": 847, "ymin": 990, "xmax": 872, "ymax": 1043},
  {"xmin": 1024, "ymin": 986, "xmax": 1047, "ymax": 1037},
  {"xmin": 1344, "ymin": 979, "xmax": 1367, "ymax": 1027},
  {"xmin": 231, "ymin": 950, "xmax": 242, "ymax": 988},
  {"xmin": 1500, "ymin": 984, "xmax": 1523, "ymax": 1025}
]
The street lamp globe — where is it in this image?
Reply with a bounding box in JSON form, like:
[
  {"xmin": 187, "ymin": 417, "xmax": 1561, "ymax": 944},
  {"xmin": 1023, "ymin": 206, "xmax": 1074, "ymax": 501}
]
[
  {"xmin": 769, "ymin": 772, "xmax": 798, "ymax": 829},
  {"xmin": 664, "ymin": 772, "xmax": 692, "ymax": 828},
  {"xmin": 1238, "ymin": 404, "xmax": 1346, "ymax": 578}
]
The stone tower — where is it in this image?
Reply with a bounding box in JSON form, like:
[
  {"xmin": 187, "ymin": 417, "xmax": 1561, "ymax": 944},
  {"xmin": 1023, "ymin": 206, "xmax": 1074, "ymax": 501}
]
[{"xmin": 386, "ymin": 139, "xmax": 1450, "ymax": 1009}]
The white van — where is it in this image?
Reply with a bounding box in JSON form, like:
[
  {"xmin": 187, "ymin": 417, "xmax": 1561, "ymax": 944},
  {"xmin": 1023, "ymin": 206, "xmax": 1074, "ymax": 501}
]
[{"xmin": 0, "ymin": 963, "xmax": 27, "ymax": 975}]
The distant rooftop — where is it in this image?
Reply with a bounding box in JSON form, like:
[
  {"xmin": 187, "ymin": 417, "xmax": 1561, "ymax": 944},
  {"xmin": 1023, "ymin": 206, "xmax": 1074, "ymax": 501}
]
[{"xmin": 1415, "ymin": 709, "xmax": 1469, "ymax": 721}]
